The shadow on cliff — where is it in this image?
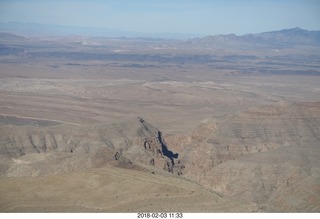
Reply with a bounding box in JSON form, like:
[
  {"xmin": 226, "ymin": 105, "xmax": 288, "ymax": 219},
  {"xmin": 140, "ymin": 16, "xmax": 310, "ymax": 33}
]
[{"xmin": 157, "ymin": 131, "xmax": 179, "ymax": 164}]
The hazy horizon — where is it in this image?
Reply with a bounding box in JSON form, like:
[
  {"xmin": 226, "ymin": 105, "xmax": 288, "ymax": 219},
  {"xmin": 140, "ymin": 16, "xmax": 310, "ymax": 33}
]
[{"xmin": 0, "ymin": 0, "xmax": 319, "ymax": 36}]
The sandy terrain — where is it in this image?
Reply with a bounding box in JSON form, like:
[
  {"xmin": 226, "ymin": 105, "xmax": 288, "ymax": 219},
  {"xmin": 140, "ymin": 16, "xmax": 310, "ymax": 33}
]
[{"xmin": 0, "ymin": 166, "xmax": 258, "ymax": 212}]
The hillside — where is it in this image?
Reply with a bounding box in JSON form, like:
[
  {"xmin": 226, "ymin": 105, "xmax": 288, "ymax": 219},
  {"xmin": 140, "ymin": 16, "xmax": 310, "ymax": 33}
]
[
  {"xmin": 0, "ymin": 117, "xmax": 259, "ymax": 212},
  {"xmin": 0, "ymin": 166, "xmax": 257, "ymax": 212}
]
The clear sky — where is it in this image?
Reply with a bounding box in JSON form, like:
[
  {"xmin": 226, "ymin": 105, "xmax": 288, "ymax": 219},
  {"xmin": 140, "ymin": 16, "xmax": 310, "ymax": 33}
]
[{"xmin": 0, "ymin": 0, "xmax": 319, "ymax": 35}]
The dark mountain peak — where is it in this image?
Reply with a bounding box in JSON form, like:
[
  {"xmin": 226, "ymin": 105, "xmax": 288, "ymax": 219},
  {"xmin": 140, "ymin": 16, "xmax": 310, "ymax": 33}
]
[
  {"xmin": 281, "ymin": 27, "xmax": 305, "ymax": 33},
  {"xmin": 187, "ymin": 27, "xmax": 320, "ymax": 49},
  {"xmin": 258, "ymin": 27, "xmax": 309, "ymax": 36},
  {"xmin": 256, "ymin": 27, "xmax": 320, "ymax": 45},
  {"xmin": 291, "ymin": 27, "xmax": 304, "ymax": 31}
]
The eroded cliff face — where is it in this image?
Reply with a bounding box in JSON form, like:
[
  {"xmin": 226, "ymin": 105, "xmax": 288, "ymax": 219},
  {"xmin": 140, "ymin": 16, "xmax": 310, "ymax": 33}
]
[
  {"xmin": 130, "ymin": 118, "xmax": 184, "ymax": 175},
  {"xmin": 0, "ymin": 117, "xmax": 183, "ymax": 176},
  {"xmin": 171, "ymin": 102, "xmax": 320, "ymax": 211},
  {"xmin": 0, "ymin": 125, "xmax": 124, "ymax": 176},
  {"xmin": 1, "ymin": 102, "xmax": 319, "ymax": 211}
]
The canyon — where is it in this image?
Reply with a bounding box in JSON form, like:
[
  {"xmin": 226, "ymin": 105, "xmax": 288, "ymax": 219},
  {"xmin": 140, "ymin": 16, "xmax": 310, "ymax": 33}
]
[{"xmin": 0, "ymin": 29, "xmax": 319, "ymax": 212}]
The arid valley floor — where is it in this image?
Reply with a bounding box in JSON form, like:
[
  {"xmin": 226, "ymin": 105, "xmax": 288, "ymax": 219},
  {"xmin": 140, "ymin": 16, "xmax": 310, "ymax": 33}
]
[{"xmin": 0, "ymin": 29, "xmax": 320, "ymax": 212}]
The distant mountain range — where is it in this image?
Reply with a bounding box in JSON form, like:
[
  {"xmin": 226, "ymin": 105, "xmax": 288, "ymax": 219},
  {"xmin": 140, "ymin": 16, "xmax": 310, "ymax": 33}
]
[
  {"xmin": 0, "ymin": 32, "xmax": 26, "ymax": 41},
  {"xmin": 186, "ymin": 27, "xmax": 320, "ymax": 49},
  {"xmin": 1, "ymin": 22, "xmax": 320, "ymax": 49}
]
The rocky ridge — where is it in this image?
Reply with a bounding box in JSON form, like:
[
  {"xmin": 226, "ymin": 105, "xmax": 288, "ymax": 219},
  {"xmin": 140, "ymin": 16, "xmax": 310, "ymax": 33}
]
[
  {"xmin": 0, "ymin": 117, "xmax": 183, "ymax": 177},
  {"xmin": 0, "ymin": 102, "xmax": 319, "ymax": 211},
  {"xmin": 168, "ymin": 102, "xmax": 320, "ymax": 211}
]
